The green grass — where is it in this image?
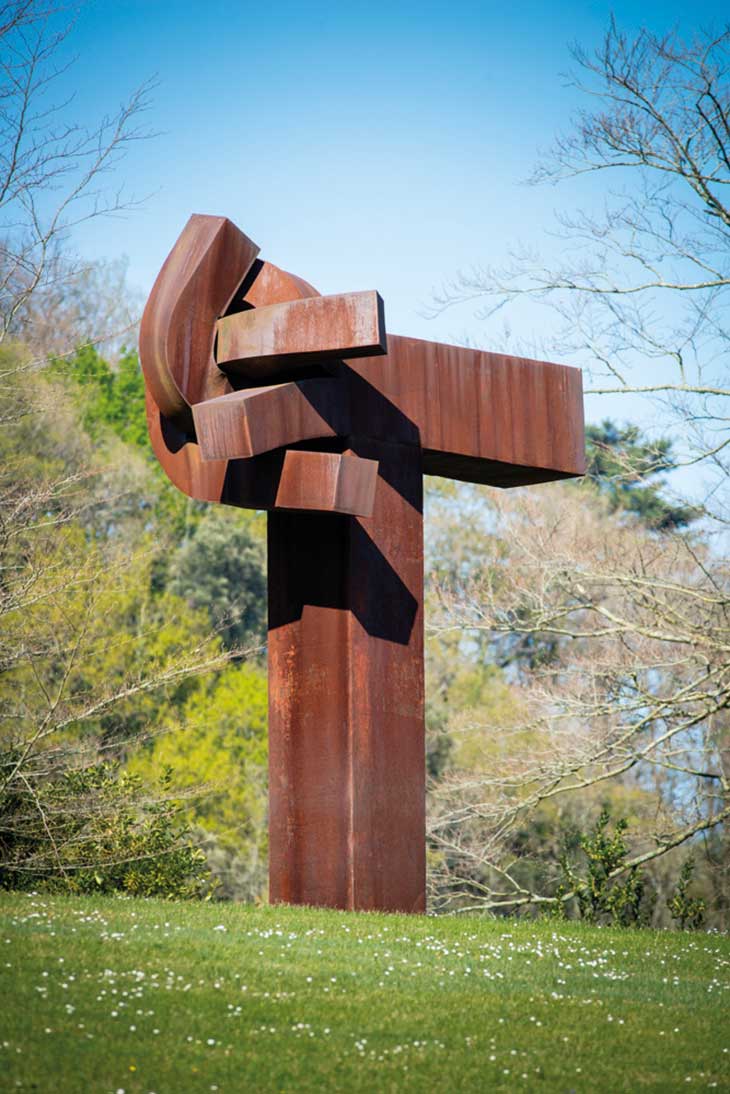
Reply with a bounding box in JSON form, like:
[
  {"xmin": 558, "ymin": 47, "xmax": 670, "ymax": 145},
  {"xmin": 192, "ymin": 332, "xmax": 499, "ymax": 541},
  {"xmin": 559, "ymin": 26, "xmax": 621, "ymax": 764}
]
[{"xmin": 1, "ymin": 892, "xmax": 728, "ymax": 1093}]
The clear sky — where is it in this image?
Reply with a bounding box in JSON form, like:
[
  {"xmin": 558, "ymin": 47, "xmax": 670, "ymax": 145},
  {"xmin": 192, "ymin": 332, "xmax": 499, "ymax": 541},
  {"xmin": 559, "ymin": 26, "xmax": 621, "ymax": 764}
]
[{"xmin": 61, "ymin": 0, "xmax": 728, "ymax": 435}]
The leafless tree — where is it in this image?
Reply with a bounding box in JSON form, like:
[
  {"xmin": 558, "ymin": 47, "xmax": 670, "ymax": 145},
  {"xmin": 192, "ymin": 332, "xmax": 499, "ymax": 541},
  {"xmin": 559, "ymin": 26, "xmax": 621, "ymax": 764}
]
[
  {"xmin": 427, "ymin": 483, "xmax": 730, "ymax": 921},
  {"xmin": 422, "ymin": 19, "xmax": 730, "ymax": 923},
  {"xmin": 432, "ymin": 21, "xmax": 730, "ymax": 519},
  {"xmin": 0, "ymin": 0, "xmax": 153, "ymax": 355}
]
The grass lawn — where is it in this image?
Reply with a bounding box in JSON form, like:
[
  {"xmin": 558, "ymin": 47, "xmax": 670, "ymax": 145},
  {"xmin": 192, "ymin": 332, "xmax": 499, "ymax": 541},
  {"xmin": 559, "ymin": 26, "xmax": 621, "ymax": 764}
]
[{"xmin": 0, "ymin": 892, "xmax": 728, "ymax": 1093}]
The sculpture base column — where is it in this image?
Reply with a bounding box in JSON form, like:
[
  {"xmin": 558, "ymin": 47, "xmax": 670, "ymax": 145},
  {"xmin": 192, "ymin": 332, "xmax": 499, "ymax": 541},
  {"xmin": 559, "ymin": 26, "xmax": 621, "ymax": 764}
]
[{"xmin": 267, "ymin": 439, "xmax": 425, "ymax": 913}]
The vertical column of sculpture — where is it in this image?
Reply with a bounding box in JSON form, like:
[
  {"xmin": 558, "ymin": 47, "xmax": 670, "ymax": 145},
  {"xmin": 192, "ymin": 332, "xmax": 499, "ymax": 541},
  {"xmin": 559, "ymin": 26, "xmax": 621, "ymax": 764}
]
[{"xmin": 268, "ymin": 437, "xmax": 425, "ymax": 912}]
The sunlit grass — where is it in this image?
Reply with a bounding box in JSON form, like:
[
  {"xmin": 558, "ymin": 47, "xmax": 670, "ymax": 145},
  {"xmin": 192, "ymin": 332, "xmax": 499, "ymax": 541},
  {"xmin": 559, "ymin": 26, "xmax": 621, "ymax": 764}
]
[{"xmin": 1, "ymin": 891, "xmax": 728, "ymax": 1092}]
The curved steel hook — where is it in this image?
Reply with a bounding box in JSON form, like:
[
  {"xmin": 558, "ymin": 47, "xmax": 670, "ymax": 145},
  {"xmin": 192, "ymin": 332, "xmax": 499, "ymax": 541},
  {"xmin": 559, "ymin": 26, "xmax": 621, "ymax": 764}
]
[{"xmin": 139, "ymin": 214, "xmax": 260, "ymax": 433}]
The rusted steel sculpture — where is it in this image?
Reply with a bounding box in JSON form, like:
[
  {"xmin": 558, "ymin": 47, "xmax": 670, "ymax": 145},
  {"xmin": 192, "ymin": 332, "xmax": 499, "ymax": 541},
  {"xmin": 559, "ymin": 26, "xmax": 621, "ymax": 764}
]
[{"xmin": 140, "ymin": 214, "xmax": 586, "ymax": 914}]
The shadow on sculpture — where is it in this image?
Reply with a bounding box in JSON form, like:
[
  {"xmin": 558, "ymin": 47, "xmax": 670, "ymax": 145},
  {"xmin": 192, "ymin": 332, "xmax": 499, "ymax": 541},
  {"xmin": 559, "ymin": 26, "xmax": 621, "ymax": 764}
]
[{"xmin": 268, "ymin": 510, "xmax": 420, "ymax": 645}]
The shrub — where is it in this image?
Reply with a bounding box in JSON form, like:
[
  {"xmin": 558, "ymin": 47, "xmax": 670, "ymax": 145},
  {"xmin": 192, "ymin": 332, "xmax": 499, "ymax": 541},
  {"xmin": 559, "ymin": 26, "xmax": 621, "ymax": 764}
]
[
  {"xmin": 667, "ymin": 858, "xmax": 706, "ymax": 931},
  {"xmin": 558, "ymin": 809, "xmax": 653, "ymax": 926},
  {"xmin": 0, "ymin": 759, "xmax": 214, "ymax": 899}
]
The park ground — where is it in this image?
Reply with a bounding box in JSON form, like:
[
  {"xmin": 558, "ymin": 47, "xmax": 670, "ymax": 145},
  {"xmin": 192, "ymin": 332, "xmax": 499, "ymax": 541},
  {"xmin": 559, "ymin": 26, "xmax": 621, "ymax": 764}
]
[{"xmin": 0, "ymin": 892, "xmax": 728, "ymax": 1093}]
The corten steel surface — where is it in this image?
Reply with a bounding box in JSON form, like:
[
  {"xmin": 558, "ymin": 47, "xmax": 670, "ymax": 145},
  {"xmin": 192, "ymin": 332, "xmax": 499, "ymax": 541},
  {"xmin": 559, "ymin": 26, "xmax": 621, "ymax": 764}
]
[
  {"xmin": 139, "ymin": 214, "xmax": 586, "ymax": 914},
  {"xmin": 274, "ymin": 451, "xmax": 378, "ymax": 517},
  {"xmin": 192, "ymin": 380, "xmax": 348, "ymax": 461},
  {"xmin": 216, "ymin": 290, "xmax": 387, "ymax": 378}
]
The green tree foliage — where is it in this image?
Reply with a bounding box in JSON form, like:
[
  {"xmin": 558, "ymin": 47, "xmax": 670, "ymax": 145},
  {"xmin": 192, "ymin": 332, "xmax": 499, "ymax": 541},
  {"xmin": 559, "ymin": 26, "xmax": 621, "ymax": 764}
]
[
  {"xmin": 169, "ymin": 509, "xmax": 267, "ymax": 652},
  {"xmin": 0, "ymin": 367, "xmax": 222, "ymax": 745},
  {"xmin": 53, "ymin": 344, "xmax": 147, "ymax": 448},
  {"xmin": 113, "ymin": 348, "xmax": 149, "ymax": 448},
  {"xmin": 584, "ymin": 420, "xmax": 699, "ymax": 530},
  {"xmin": 54, "ymin": 344, "xmax": 204, "ymax": 537},
  {"xmin": 131, "ymin": 663, "xmax": 269, "ymax": 901},
  {"xmin": 667, "ymin": 858, "xmax": 706, "ymax": 930},
  {"xmin": 0, "ymin": 0, "xmax": 270, "ymax": 899},
  {"xmin": 1, "ymin": 343, "xmax": 268, "ymax": 898}
]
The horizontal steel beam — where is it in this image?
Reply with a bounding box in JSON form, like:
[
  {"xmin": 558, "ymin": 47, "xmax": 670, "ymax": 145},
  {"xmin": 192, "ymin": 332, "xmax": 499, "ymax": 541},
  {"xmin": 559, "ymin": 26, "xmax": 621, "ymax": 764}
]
[{"xmin": 345, "ymin": 335, "xmax": 586, "ymax": 484}]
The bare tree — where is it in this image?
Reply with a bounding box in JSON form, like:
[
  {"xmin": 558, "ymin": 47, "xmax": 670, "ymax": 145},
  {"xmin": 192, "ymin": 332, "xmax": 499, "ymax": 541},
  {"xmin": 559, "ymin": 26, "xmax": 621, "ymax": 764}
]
[
  {"xmin": 0, "ymin": 7, "xmax": 238, "ymax": 890},
  {"xmin": 421, "ymin": 19, "xmax": 730, "ymax": 924},
  {"xmin": 0, "ymin": 0, "xmax": 153, "ymax": 355},
  {"xmin": 432, "ymin": 21, "xmax": 730, "ymax": 519},
  {"xmin": 427, "ymin": 482, "xmax": 730, "ymax": 921}
]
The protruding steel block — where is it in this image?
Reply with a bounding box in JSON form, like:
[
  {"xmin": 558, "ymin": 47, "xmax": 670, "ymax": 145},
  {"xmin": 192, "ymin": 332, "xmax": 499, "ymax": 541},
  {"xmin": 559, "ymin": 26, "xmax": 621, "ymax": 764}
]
[
  {"xmin": 275, "ymin": 450, "xmax": 378, "ymax": 517},
  {"xmin": 192, "ymin": 380, "xmax": 349, "ymax": 461},
  {"xmin": 216, "ymin": 290, "xmax": 386, "ymax": 379}
]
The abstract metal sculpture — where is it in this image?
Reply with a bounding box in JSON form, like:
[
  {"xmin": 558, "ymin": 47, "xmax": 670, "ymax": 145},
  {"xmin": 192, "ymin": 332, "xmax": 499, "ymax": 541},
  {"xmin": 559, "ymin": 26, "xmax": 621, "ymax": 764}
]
[{"xmin": 139, "ymin": 215, "xmax": 585, "ymax": 914}]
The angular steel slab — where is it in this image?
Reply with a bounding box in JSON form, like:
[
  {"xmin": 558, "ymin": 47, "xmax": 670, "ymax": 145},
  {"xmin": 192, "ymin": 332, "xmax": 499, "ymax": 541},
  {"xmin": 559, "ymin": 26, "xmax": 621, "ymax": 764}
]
[{"xmin": 216, "ymin": 290, "xmax": 386, "ymax": 379}]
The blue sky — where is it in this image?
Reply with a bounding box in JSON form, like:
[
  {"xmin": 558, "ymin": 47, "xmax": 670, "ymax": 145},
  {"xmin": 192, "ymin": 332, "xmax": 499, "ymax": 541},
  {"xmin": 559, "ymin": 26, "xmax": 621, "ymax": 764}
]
[{"xmin": 62, "ymin": 0, "xmax": 728, "ymax": 439}]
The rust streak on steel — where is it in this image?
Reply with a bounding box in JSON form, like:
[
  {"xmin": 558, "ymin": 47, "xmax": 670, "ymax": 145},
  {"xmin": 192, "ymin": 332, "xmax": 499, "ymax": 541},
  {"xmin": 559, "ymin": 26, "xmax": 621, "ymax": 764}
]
[{"xmin": 139, "ymin": 212, "xmax": 586, "ymax": 915}]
